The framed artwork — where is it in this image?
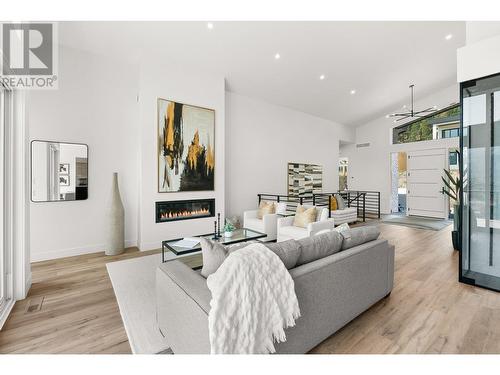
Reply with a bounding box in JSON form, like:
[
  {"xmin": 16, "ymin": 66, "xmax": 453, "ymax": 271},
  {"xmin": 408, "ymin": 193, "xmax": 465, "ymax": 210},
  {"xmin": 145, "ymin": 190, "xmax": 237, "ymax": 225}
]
[
  {"xmin": 287, "ymin": 162, "xmax": 323, "ymax": 197},
  {"xmin": 59, "ymin": 175, "xmax": 69, "ymax": 186},
  {"xmin": 59, "ymin": 163, "xmax": 70, "ymax": 174},
  {"xmin": 157, "ymin": 98, "xmax": 215, "ymax": 192}
]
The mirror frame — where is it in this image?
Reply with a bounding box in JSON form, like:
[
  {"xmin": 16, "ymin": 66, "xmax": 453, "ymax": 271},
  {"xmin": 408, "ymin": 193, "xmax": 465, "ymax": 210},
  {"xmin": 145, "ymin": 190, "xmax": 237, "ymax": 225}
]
[{"xmin": 30, "ymin": 140, "xmax": 89, "ymax": 203}]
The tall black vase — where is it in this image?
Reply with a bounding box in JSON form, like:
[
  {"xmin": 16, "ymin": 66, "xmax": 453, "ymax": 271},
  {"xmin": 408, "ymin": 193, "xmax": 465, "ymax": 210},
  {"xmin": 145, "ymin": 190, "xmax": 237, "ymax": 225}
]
[{"xmin": 452, "ymin": 230, "xmax": 460, "ymax": 251}]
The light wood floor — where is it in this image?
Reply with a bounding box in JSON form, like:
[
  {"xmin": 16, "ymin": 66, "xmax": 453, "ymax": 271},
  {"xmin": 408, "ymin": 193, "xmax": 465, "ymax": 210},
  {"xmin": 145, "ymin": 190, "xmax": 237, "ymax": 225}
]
[{"xmin": 1, "ymin": 223, "xmax": 499, "ymax": 354}]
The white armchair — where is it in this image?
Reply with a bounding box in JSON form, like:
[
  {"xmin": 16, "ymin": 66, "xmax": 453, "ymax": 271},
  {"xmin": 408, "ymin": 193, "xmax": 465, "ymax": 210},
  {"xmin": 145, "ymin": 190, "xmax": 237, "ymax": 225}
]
[
  {"xmin": 243, "ymin": 210, "xmax": 278, "ymax": 241},
  {"xmin": 277, "ymin": 207, "xmax": 334, "ymax": 242}
]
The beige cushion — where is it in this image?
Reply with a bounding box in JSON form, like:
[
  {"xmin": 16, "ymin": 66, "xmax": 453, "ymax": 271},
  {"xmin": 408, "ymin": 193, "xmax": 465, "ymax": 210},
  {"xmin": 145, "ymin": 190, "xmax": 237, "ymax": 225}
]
[
  {"xmin": 293, "ymin": 205, "xmax": 317, "ymax": 228},
  {"xmin": 257, "ymin": 201, "xmax": 276, "ymax": 219}
]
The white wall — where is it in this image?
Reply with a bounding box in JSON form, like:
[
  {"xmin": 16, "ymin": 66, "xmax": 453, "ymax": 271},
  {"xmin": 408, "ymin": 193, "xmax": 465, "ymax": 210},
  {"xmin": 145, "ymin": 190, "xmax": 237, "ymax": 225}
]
[
  {"xmin": 225, "ymin": 92, "xmax": 354, "ymax": 218},
  {"xmin": 28, "ymin": 46, "xmax": 140, "ymax": 261},
  {"xmin": 465, "ymin": 21, "xmax": 500, "ymax": 45},
  {"xmin": 457, "ymin": 22, "xmax": 500, "ymax": 82},
  {"xmin": 137, "ymin": 63, "xmax": 225, "ymax": 251},
  {"xmin": 341, "ymin": 84, "xmax": 459, "ymax": 214}
]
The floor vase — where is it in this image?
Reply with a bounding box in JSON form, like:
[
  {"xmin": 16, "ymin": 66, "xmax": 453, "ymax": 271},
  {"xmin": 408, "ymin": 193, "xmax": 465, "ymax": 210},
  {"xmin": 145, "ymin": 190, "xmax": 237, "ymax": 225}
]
[{"xmin": 105, "ymin": 172, "xmax": 125, "ymax": 255}]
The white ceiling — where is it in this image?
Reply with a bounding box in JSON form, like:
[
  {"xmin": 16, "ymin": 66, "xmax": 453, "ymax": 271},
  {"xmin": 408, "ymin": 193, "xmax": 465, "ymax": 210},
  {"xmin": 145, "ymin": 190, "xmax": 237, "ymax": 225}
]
[{"xmin": 59, "ymin": 21, "xmax": 465, "ymax": 126}]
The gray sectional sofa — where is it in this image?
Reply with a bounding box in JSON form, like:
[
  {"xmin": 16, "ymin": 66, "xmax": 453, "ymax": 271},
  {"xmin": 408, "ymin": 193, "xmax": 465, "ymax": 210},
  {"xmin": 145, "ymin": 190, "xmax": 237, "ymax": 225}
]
[{"xmin": 156, "ymin": 229, "xmax": 395, "ymax": 354}]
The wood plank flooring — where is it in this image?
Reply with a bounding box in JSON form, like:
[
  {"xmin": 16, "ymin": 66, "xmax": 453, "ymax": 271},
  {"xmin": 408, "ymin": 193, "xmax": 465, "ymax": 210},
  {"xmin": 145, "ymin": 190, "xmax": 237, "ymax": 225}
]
[{"xmin": 1, "ymin": 223, "xmax": 500, "ymax": 354}]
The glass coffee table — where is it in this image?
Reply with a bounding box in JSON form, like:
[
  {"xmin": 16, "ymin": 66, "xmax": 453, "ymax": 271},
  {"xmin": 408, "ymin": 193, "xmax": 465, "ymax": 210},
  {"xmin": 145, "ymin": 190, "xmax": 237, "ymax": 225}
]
[{"xmin": 161, "ymin": 228, "xmax": 267, "ymax": 267}]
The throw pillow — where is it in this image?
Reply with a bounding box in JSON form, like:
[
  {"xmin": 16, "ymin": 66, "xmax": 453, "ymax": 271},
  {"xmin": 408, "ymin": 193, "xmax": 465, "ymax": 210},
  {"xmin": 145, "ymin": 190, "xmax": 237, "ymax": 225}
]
[
  {"xmin": 336, "ymin": 194, "xmax": 346, "ymax": 210},
  {"xmin": 296, "ymin": 230, "xmax": 343, "ymax": 266},
  {"xmin": 200, "ymin": 237, "xmax": 228, "ymax": 278},
  {"xmin": 257, "ymin": 201, "xmax": 276, "ymax": 219},
  {"xmin": 263, "ymin": 240, "xmax": 301, "ymax": 269},
  {"xmin": 341, "ymin": 226, "xmax": 380, "ymax": 250},
  {"xmin": 293, "ymin": 205, "xmax": 317, "ymax": 228},
  {"xmin": 330, "ymin": 196, "xmax": 338, "ymax": 210},
  {"xmin": 333, "ymin": 223, "xmax": 351, "ymax": 239},
  {"xmin": 275, "ymin": 202, "xmax": 288, "ymax": 215}
]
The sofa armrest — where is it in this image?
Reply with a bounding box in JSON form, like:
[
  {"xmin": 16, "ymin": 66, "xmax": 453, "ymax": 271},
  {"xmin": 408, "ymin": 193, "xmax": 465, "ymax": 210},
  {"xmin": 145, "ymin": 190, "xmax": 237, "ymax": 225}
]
[
  {"xmin": 307, "ymin": 219, "xmax": 334, "ymax": 236},
  {"xmin": 156, "ymin": 261, "xmax": 211, "ymax": 354},
  {"xmin": 278, "ymin": 215, "xmax": 295, "ymax": 228},
  {"xmin": 262, "ymin": 213, "xmax": 278, "ymax": 237},
  {"xmin": 243, "ymin": 209, "xmax": 258, "ymax": 222}
]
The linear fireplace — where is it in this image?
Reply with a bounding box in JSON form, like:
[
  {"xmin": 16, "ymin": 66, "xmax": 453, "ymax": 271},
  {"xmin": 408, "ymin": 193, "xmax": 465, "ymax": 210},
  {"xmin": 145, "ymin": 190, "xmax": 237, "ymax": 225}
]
[{"xmin": 155, "ymin": 198, "xmax": 215, "ymax": 223}]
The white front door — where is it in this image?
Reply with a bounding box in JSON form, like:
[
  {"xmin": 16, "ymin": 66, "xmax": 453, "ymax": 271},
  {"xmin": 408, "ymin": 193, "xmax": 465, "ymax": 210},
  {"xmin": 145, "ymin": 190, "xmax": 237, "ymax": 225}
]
[{"xmin": 407, "ymin": 148, "xmax": 448, "ymax": 219}]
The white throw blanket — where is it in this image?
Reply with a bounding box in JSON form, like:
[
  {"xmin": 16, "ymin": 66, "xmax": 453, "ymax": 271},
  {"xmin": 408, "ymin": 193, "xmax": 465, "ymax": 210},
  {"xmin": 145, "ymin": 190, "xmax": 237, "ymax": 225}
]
[{"xmin": 206, "ymin": 242, "xmax": 300, "ymax": 354}]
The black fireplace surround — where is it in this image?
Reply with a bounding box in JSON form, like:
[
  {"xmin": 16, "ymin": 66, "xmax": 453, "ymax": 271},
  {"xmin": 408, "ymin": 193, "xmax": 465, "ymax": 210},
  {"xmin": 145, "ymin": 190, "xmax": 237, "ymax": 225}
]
[{"xmin": 155, "ymin": 198, "xmax": 215, "ymax": 223}]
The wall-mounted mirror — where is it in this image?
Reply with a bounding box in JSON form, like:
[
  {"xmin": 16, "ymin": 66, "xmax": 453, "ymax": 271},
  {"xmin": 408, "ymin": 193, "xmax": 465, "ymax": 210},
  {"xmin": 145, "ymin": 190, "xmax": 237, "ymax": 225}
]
[{"xmin": 31, "ymin": 141, "xmax": 88, "ymax": 202}]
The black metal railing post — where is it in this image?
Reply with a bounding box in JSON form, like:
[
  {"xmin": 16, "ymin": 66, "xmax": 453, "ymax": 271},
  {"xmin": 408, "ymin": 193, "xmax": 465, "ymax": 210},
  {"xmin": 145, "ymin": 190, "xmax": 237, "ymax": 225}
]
[
  {"xmin": 377, "ymin": 192, "xmax": 381, "ymax": 218},
  {"xmin": 363, "ymin": 193, "xmax": 366, "ymax": 222}
]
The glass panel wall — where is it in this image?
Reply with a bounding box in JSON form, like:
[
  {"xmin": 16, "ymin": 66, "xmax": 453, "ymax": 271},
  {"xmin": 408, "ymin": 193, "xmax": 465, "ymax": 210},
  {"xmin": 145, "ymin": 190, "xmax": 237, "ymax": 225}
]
[{"xmin": 461, "ymin": 73, "xmax": 500, "ymax": 291}]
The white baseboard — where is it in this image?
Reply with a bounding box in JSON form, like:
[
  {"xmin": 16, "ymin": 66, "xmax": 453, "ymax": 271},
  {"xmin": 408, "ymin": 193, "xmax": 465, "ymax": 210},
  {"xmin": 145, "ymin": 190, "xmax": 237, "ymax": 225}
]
[
  {"xmin": 138, "ymin": 241, "xmax": 162, "ymax": 252},
  {"xmin": 31, "ymin": 240, "xmax": 138, "ymax": 262}
]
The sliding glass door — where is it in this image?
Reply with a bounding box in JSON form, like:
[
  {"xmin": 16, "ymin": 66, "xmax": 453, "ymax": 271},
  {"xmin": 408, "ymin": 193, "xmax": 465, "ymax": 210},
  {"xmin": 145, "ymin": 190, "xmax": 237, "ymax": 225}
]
[
  {"xmin": 461, "ymin": 73, "xmax": 500, "ymax": 291},
  {"xmin": 0, "ymin": 83, "xmax": 14, "ymax": 326},
  {"xmin": 0, "ymin": 85, "xmax": 6, "ymax": 316}
]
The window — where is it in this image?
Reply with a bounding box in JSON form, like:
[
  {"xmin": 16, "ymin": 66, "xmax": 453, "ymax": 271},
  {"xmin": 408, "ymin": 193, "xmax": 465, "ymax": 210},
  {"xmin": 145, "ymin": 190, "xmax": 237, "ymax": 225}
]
[
  {"xmin": 442, "ymin": 128, "xmax": 460, "ymax": 138},
  {"xmin": 449, "ymin": 150, "xmax": 458, "ymax": 166},
  {"xmin": 392, "ymin": 104, "xmax": 460, "ymax": 144}
]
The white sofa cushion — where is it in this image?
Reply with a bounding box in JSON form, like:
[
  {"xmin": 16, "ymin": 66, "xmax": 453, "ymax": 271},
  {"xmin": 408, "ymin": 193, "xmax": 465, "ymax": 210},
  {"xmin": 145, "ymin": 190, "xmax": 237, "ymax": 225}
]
[
  {"xmin": 244, "ymin": 217, "xmax": 265, "ymax": 233},
  {"xmin": 278, "ymin": 225, "xmax": 308, "ymax": 240}
]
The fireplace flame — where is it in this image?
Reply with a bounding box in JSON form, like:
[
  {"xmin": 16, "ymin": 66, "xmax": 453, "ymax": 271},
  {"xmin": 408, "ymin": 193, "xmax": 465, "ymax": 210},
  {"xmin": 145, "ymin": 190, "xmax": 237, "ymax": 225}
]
[{"xmin": 160, "ymin": 208, "xmax": 210, "ymax": 220}]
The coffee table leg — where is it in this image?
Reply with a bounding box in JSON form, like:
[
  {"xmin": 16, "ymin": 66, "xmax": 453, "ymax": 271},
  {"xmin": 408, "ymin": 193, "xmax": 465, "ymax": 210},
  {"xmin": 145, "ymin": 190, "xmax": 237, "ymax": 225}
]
[{"xmin": 162, "ymin": 243, "xmax": 165, "ymax": 263}]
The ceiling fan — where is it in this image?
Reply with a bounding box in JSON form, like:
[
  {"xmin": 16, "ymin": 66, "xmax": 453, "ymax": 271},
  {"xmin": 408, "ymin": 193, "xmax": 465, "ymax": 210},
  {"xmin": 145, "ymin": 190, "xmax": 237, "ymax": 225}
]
[{"xmin": 387, "ymin": 84, "xmax": 437, "ymax": 123}]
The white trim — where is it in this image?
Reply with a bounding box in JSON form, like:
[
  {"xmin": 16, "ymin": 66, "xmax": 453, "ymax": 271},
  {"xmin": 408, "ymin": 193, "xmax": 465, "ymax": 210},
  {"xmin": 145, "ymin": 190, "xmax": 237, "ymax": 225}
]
[
  {"xmin": 12, "ymin": 90, "xmax": 30, "ymax": 300},
  {"xmin": 0, "ymin": 298, "xmax": 14, "ymax": 330},
  {"xmin": 138, "ymin": 241, "xmax": 163, "ymax": 252},
  {"xmin": 31, "ymin": 239, "xmax": 138, "ymax": 262},
  {"xmin": 0, "ymin": 84, "xmax": 15, "ymax": 324}
]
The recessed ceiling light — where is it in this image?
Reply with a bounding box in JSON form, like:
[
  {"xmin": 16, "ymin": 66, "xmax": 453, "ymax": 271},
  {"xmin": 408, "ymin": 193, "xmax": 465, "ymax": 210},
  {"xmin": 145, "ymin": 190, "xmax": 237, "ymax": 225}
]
[
  {"xmin": 350, "ymin": 89, "xmax": 356, "ymax": 95},
  {"xmin": 445, "ymin": 34, "xmax": 453, "ymax": 40},
  {"xmin": 274, "ymin": 53, "xmax": 281, "ymax": 60},
  {"xmin": 319, "ymin": 75, "xmax": 325, "ymax": 80},
  {"xmin": 386, "ymin": 114, "xmax": 390, "ymax": 119},
  {"xmin": 207, "ymin": 22, "xmax": 214, "ymax": 30}
]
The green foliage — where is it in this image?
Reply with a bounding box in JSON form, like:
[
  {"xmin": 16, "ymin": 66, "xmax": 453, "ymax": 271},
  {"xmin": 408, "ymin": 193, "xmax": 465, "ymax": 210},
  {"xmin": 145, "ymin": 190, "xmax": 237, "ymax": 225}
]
[
  {"xmin": 223, "ymin": 219, "xmax": 235, "ymax": 232},
  {"xmin": 397, "ymin": 119, "xmax": 433, "ymax": 143},
  {"xmin": 442, "ymin": 150, "xmax": 461, "ymax": 204},
  {"xmin": 395, "ymin": 104, "xmax": 460, "ymax": 144}
]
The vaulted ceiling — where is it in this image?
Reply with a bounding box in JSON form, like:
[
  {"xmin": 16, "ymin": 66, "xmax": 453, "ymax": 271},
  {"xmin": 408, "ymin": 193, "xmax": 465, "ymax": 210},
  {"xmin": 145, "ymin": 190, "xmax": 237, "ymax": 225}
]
[{"xmin": 59, "ymin": 21, "xmax": 465, "ymax": 126}]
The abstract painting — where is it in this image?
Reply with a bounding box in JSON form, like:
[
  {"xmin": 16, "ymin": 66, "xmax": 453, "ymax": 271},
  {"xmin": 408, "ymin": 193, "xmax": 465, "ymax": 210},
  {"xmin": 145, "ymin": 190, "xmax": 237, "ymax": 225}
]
[
  {"xmin": 59, "ymin": 163, "xmax": 70, "ymax": 174},
  {"xmin": 287, "ymin": 162, "xmax": 322, "ymax": 197},
  {"xmin": 158, "ymin": 98, "xmax": 215, "ymax": 192},
  {"xmin": 59, "ymin": 175, "xmax": 69, "ymax": 186}
]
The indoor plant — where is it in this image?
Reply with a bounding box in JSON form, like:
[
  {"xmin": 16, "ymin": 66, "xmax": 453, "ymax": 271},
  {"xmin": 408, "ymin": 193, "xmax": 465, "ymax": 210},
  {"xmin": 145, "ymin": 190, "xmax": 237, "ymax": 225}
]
[
  {"xmin": 223, "ymin": 219, "xmax": 236, "ymax": 237},
  {"xmin": 441, "ymin": 151, "xmax": 461, "ymax": 251}
]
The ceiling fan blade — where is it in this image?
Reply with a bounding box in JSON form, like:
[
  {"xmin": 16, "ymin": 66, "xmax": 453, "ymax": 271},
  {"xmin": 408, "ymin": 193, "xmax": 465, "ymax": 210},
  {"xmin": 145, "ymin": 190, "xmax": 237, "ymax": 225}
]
[
  {"xmin": 390, "ymin": 112, "xmax": 412, "ymax": 117},
  {"xmin": 395, "ymin": 115, "xmax": 411, "ymax": 122},
  {"xmin": 414, "ymin": 107, "xmax": 436, "ymax": 114}
]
